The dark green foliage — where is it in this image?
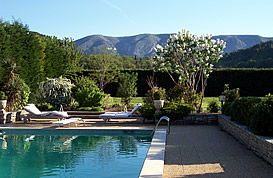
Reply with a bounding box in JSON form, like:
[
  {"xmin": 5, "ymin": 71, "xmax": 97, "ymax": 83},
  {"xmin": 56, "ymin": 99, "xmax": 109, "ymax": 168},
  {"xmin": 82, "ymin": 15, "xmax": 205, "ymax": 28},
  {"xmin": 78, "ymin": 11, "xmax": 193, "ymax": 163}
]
[
  {"xmin": 116, "ymin": 72, "xmax": 138, "ymax": 105},
  {"xmin": 230, "ymin": 97, "xmax": 261, "ymax": 125},
  {"xmin": 143, "ymin": 87, "xmax": 166, "ymax": 105},
  {"xmin": 222, "ymin": 102, "xmax": 232, "ymax": 116},
  {"xmin": 0, "ymin": 19, "xmax": 84, "ymax": 95},
  {"xmin": 0, "ymin": 20, "xmax": 44, "ymax": 91},
  {"xmin": 222, "ymin": 84, "xmax": 240, "ymax": 102},
  {"xmin": 249, "ymin": 94, "xmax": 273, "ymax": 136},
  {"xmin": 166, "ymin": 84, "xmax": 184, "ymax": 103},
  {"xmin": 139, "ymin": 104, "xmax": 156, "ymax": 120},
  {"xmin": 207, "ymin": 101, "xmax": 220, "ymax": 113},
  {"xmin": 155, "ymin": 102, "xmax": 193, "ymax": 121},
  {"xmin": 76, "ymin": 107, "xmax": 104, "ymax": 112},
  {"xmin": 1, "ymin": 58, "xmax": 31, "ymax": 111},
  {"xmin": 72, "ymin": 76, "xmax": 106, "ymax": 107},
  {"xmin": 87, "ymin": 68, "xmax": 273, "ymax": 97},
  {"xmin": 222, "ymin": 84, "xmax": 240, "ymax": 116},
  {"xmin": 0, "ymin": 91, "xmax": 7, "ymax": 100},
  {"xmin": 206, "ymin": 68, "xmax": 273, "ymax": 97},
  {"xmin": 153, "ymin": 91, "xmax": 163, "ymax": 100},
  {"xmin": 36, "ymin": 103, "xmax": 56, "ymax": 111}
]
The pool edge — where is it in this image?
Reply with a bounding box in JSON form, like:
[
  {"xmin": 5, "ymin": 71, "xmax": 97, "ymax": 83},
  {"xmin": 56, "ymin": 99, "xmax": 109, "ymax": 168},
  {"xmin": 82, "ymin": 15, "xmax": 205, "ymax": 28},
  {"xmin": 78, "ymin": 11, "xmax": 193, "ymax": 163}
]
[{"xmin": 139, "ymin": 129, "xmax": 166, "ymax": 178}]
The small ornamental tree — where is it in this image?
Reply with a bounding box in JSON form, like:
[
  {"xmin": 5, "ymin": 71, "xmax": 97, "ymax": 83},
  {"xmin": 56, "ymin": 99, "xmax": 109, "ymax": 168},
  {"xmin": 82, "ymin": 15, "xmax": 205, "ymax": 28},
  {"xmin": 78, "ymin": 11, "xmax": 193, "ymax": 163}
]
[
  {"xmin": 153, "ymin": 29, "xmax": 226, "ymax": 112},
  {"xmin": 39, "ymin": 76, "xmax": 75, "ymax": 109},
  {"xmin": 116, "ymin": 72, "xmax": 138, "ymax": 105}
]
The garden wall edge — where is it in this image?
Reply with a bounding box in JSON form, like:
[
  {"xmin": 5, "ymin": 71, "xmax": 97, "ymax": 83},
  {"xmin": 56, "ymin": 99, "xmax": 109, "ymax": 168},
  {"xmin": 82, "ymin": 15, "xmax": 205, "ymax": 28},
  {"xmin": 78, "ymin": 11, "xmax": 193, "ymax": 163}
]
[{"xmin": 218, "ymin": 115, "xmax": 273, "ymax": 166}]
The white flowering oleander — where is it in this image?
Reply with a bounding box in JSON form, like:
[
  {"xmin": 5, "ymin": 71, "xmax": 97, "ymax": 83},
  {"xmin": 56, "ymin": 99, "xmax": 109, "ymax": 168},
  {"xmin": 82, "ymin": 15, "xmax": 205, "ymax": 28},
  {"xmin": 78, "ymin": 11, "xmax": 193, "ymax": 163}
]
[{"xmin": 153, "ymin": 29, "xmax": 226, "ymax": 108}]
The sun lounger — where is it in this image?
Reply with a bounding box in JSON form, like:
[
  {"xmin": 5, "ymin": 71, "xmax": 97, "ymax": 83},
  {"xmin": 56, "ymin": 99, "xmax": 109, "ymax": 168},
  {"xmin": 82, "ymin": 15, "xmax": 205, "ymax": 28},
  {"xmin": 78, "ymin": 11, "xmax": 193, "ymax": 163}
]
[
  {"xmin": 52, "ymin": 118, "xmax": 85, "ymax": 127},
  {"xmin": 23, "ymin": 104, "xmax": 68, "ymax": 123},
  {"xmin": 99, "ymin": 103, "xmax": 144, "ymax": 122}
]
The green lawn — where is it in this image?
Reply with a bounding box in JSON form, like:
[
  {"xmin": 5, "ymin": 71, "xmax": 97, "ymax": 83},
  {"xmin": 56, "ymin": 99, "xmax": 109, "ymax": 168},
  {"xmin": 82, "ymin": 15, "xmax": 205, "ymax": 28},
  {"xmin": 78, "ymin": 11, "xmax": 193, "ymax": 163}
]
[{"xmin": 113, "ymin": 97, "xmax": 220, "ymax": 112}]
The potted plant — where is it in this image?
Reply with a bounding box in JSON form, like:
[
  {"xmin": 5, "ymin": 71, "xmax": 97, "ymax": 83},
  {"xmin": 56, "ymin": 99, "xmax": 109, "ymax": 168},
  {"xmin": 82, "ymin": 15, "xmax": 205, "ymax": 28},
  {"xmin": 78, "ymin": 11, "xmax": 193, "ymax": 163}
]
[
  {"xmin": 153, "ymin": 91, "xmax": 164, "ymax": 113},
  {"xmin": 0, "ymin": 91, "xmax": 7, "ymax": 110}
]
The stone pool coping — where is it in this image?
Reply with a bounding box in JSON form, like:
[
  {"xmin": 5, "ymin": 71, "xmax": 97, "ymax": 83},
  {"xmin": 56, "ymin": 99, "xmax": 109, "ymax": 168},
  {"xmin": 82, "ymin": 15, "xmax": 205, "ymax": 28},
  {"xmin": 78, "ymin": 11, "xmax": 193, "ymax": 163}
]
[{"xmin": 0, "ymin": 126, "xmax": 167, "ymax": 178}]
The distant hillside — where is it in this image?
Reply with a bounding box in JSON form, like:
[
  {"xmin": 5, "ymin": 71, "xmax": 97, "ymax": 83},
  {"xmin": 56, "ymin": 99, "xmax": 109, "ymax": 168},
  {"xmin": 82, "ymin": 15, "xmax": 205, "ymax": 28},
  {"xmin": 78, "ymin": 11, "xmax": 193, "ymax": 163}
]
[
  {"xmin": 75, "ymin": 34, "xmax": 273, "ymax": 57},
  {"xmin": 217, "ymin": 40, "xmax": 273, "ymax": 68}
]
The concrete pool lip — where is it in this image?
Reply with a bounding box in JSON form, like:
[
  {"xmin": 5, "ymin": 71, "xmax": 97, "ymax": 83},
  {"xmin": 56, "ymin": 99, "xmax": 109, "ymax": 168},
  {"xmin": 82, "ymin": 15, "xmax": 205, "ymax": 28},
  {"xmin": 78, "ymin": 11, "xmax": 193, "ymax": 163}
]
[
  {"xmin": 140, "ymin": 129, "xmax": 166, "ymax": 178},
  {"xmin": 0, "ymin": 126, "xmax": 167, "ymax": 178}
]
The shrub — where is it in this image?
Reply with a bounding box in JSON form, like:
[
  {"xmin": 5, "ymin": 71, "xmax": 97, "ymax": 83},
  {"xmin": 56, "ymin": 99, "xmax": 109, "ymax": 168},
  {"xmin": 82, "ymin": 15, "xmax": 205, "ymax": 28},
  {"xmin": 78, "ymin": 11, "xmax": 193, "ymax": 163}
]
[
  {"xmin": 73, "ymin": 76, "xmax": 106, "ymax": 107},
  {"xmin": 36, "ymin": 103, "xmax": 56, "ymax": 111},
  {"xmin": 249, "ymin": 94, "xmax": 273, "ymax": 136},
  {"xmin": 18, "ymin": 80, "xmax": 31, "ymax": 110},
  {"xmin": 39, "ymin": 76, "xmax": 74, "ymax": 109},
  {"xmin": 139, "ymin": 104, "xmax": 156, "ymax": 120},
  {"xmin": 222, "ymin": 84, "xmax": 240, "ymax": 102},
  {"xmin": 0, "ymin": 91, "xmax": 7, "ymax": 100},
  {"xmin": 116, "ymin": 72, "xmax": 138, "ymax": 105},
  {"xmin": 103, "ymin": 94, "xmax": 113, "ymax": 108},
  {"xmin": 143, "ymin": 87, "xmax": 166, "ymax": 104},
  {"xmin": 230, "ymin": 97, "xmax": 261, "ymax": 125},
  {"xmin": 222, "ymin": 84, "xmax": 240, "ymax": 116},
  {"xmin": 222, "ymin": 102, "xmax": 232, "ymax": 116},
  {"xmin": 166, "ymin": 84, "xmax": 184, "ymax": 103},
  {"xmin": 76, "ymin": 107, "xmax": 104, "ymax": 112},
  {"xmin": 155, "ymin": 102, "xmax": 193, "ymax": 121},
  {"xmin": 167, "ymin": 83, "xmax": 201, "ymax": 111},
  {"xmin": 154, "ymin": 91, "xmax": 163, "ymax": 100},
  {"xmin": 207, "ymin": 101, "xmax": 220, "ymax": 113}
]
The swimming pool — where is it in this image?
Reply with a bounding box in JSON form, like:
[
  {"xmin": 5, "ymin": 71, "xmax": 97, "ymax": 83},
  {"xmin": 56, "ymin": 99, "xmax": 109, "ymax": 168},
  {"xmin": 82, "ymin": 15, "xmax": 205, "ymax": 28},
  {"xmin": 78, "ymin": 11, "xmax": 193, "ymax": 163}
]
[{"xmin": 0, "ymin": 129, "xmax": 152, "ymax": 178}]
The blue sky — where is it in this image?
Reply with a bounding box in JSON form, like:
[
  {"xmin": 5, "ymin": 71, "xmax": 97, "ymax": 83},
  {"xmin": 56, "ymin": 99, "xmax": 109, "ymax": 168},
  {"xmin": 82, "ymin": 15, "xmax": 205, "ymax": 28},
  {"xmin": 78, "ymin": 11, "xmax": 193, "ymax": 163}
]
[{"xmin": 1, "ymin": 0, "xmax": 273, "ymax": 40}]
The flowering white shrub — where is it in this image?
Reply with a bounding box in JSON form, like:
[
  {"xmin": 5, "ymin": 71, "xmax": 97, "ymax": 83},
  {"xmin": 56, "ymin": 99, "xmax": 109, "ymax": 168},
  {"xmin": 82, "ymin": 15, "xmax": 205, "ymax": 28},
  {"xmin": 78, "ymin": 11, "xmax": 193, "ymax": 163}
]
[
  {"xmin": 39, "ymin": 76, "xmax": 75, "ymax": 109},
  {"xmin": 153, "ymin": 29, "xmax": 226, "ymax": 111}
]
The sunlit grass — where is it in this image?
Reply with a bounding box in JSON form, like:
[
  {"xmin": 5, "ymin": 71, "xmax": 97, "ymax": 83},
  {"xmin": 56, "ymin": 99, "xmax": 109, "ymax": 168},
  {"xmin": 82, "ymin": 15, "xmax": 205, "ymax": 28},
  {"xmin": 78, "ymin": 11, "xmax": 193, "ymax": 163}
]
[
  {"xmin": 113, "ymin": 97, "xmax": 144, "ymax": 106},
  {"xmin": 112, "ymin": 97, "xmax": 220, "ymax": 112}
]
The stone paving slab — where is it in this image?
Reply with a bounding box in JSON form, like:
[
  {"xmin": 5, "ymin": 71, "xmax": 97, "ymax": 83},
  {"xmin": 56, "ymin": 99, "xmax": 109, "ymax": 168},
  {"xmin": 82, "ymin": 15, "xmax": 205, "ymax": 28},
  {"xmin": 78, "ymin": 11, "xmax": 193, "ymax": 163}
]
[{"xmin": 164, "ymin": 125, "xmax": 273, "ymax": 177}]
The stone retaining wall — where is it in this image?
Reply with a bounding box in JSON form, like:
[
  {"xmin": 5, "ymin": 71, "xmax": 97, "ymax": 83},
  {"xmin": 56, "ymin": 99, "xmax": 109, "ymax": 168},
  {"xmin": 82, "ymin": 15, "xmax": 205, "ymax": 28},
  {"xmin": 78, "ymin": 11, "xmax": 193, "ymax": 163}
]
[{"xmin": 218, "ymin": 115, "xmax": 273, "ymax": 166}]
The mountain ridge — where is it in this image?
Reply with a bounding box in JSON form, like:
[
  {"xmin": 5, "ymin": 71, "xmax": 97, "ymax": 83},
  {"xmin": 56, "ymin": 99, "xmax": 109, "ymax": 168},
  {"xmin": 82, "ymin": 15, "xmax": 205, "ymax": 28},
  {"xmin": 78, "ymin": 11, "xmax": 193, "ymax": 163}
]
[{"xmin": 75, "ymin": 33, "xmax": 273, "ymax": 57}]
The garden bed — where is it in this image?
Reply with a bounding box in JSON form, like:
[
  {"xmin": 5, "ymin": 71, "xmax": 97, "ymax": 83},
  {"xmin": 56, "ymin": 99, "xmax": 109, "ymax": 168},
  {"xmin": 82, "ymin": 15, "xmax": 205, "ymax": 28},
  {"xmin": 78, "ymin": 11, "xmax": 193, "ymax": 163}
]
[{"xmin": 218, "ymin": 115, "xmax": 273, "ymax": 166}]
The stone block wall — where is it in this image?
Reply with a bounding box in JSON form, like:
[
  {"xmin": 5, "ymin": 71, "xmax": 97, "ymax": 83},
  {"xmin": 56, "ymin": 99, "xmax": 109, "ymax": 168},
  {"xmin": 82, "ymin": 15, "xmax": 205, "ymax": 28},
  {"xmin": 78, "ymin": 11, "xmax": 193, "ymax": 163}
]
[{"xmin": 218, "ymin": 115, "xmax": 273, "ymax": 166}]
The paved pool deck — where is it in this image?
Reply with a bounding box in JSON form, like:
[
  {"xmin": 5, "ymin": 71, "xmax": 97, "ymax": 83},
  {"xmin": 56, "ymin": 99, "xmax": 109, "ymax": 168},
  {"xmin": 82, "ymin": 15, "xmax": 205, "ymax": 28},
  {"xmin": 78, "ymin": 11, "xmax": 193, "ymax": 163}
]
[
  {"xmin": 164, "ymin": 125, "xmax": 273, "ymax": 177},
  {"xmin": 1, "ymin": 120, "xmax": 273, "ymax": 177}
]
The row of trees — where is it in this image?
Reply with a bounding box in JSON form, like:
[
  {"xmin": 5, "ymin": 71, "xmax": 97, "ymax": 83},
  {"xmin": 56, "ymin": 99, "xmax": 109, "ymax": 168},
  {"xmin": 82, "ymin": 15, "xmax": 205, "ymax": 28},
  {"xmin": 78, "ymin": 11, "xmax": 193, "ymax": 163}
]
[
  {"xmin": 0, "ymin": 19, "xmax": 145, "ymax": 110},
  {"xmin": 0, "ymin": 19, "xmax": 83, "ymax": 91}
]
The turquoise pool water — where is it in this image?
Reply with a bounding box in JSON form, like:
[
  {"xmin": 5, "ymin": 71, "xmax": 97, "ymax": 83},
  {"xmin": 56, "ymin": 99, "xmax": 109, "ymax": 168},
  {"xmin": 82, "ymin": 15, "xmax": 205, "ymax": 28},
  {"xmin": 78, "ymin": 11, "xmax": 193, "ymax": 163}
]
[{"xmin": 0, "ymin": 130, "xmax": 152, "ymax": 178}]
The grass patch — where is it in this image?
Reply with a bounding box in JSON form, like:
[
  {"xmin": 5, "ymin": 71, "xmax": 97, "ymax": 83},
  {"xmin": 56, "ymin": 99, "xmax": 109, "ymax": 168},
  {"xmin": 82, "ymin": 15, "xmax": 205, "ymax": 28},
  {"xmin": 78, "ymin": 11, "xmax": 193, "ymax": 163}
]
[
  {"xmin": 113, "ymin": 97, "xmax": 144, "ymax": 106},
  {"xmin": 113, "ymin": 97, "xmax": 219, "ymax": 111},
  {"xmin": 202, "ymin": 97, "xmax": 220, "ymax": 112}
]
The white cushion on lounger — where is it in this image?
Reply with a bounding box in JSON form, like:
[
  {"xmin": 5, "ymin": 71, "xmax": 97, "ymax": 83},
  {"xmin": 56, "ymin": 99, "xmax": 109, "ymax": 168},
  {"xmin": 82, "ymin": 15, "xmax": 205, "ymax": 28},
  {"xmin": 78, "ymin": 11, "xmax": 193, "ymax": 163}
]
[
  {"xmin": 100, "ymin": 113, "xmax": 131, "ymax": 118},
  {"xmin": 24, "ymin": 104, "xmax": 42, "ymax": 115},
  {"xmin": 24, "ymin": 104, "xmax": 68, "ymax": 117}
]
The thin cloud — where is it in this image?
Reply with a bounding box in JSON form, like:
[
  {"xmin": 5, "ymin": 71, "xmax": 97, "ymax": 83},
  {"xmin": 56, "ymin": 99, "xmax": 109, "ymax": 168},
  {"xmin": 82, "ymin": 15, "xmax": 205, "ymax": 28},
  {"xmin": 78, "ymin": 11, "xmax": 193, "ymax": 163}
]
[{"xmin": 102, "ymin": 0, "xmax": 136, "ymax": 25}]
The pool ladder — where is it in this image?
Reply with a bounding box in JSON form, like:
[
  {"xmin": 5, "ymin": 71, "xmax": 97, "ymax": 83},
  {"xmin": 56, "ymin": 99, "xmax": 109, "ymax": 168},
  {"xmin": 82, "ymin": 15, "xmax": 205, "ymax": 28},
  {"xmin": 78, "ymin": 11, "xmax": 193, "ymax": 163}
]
[{"xmin": 151, "ymin": 116, "xmax": 170, "ymax": 135}]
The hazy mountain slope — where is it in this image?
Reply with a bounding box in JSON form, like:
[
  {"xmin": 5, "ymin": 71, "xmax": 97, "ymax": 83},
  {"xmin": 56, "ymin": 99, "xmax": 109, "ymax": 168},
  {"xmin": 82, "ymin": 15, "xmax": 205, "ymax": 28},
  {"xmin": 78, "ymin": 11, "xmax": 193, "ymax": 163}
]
[{"xmin": 75, "ymin": 34, "xmax": 273, "ymax": 57}]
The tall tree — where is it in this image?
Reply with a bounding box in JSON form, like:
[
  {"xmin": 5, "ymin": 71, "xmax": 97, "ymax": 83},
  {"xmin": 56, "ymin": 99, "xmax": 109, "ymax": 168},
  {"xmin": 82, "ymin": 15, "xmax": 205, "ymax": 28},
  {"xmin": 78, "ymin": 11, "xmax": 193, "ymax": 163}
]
[
  {"xmin": 153, "ymin": 29, "xmax": 226, "ymax": 112},
  {"xmin": 84, "ymin": 47, "xmax": 119, "ymax": 90},
  {"xmin": 0, "ymin": 19, "xmax": 44, "ymax": 90}
]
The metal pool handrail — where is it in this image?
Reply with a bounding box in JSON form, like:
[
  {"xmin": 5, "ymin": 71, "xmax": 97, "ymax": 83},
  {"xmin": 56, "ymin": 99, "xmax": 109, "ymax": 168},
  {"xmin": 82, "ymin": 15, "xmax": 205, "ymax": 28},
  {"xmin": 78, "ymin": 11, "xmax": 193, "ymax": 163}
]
[{"xmin": 151, "ymin": 116, "xmax": 170, "ymax": 136}]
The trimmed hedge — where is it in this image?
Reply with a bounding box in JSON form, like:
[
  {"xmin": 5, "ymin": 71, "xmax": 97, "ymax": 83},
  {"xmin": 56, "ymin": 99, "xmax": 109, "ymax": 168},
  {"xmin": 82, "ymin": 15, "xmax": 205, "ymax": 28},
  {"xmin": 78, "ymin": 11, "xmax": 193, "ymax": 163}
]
[
  {"xmin": 224, "ymin": 94, "xmax": 273, "ymax": 137},
  {"xmin": 79, "ymin": 68, "xmax": 273, "ymax": 97},
  {"xmin": 155, "ymin": 102, "xmax": 193, "ymax": 121},
  {"xmin": 139, "ymin": 104, "xmax": 156, "ymax": 120},
  {"xmin": 230, "ymin": 97, "xmax": 261, "ymax": 125}
]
